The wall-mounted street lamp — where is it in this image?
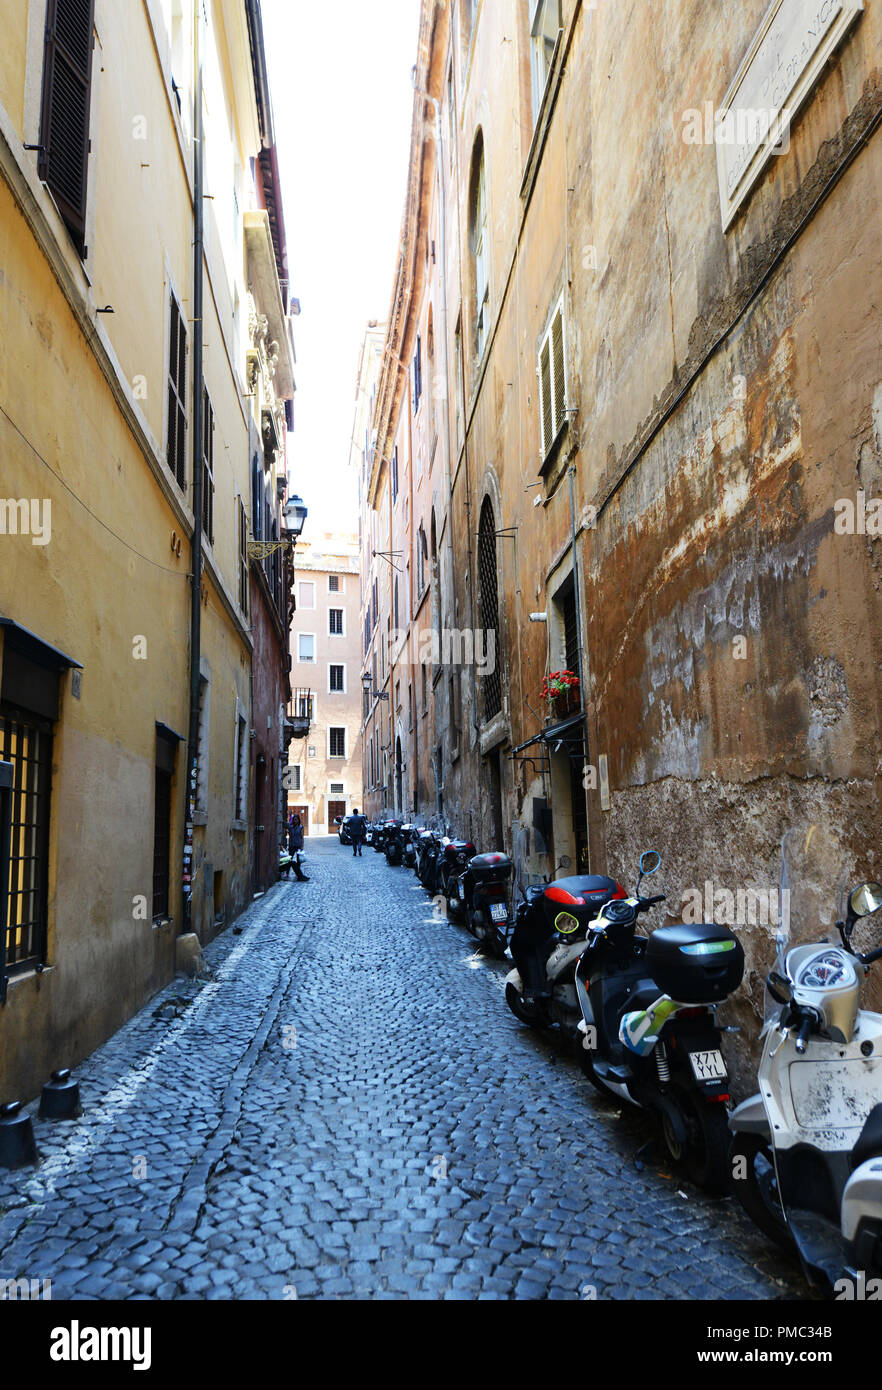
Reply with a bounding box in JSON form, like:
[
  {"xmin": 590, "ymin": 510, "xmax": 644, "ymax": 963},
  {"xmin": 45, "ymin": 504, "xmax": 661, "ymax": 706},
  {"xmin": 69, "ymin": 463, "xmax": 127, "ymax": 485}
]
[
  {"xmin": 362, "ymin": 672, "xmax": 390, "ymax": 703},
  {"xmin": 284, "ymin": 495, "xmax": 308, "ymax": 539}
]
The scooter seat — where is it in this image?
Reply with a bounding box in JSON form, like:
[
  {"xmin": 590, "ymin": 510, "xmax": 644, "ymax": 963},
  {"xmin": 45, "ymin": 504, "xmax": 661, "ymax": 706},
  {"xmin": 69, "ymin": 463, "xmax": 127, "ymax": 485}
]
[{"xmin": 853, "ymin": 1103, "xmax": 882, "ymax": 1169}]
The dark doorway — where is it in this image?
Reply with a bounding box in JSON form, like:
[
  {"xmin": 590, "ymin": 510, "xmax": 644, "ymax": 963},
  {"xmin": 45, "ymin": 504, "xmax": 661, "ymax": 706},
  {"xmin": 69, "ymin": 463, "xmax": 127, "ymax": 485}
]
[
  {"xmin": 328, "ymin": 800, "xmax": 346, "ymax": 829},
  {"xmin": 486, "ymin": 747, "xmax": 504, "ymax": 850}
]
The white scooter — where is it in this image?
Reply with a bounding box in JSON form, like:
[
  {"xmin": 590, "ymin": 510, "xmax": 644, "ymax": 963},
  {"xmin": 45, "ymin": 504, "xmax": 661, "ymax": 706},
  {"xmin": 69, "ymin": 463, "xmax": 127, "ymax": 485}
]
[{"xmin": 729, "ymin": 825, "xmax": 882, "ymax": 1291}]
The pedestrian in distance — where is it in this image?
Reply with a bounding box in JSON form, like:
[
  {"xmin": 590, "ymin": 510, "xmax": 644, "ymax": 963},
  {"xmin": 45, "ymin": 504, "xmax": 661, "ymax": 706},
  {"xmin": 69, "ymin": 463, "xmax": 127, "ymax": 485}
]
[
  {"xmin": 289, "ymin": 814, "xmax": 309, "ymax": 881},
  {"xmin": 349, "ymin": 808, "xmax": 367, "ymax": 857}
]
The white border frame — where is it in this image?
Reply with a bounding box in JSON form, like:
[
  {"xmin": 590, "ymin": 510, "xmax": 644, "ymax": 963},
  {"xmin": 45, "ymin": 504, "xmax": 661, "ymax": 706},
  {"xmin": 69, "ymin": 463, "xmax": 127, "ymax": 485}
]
[{"xmin": 717, "ymin": 0, "xmax": 864, "ymax": 231}]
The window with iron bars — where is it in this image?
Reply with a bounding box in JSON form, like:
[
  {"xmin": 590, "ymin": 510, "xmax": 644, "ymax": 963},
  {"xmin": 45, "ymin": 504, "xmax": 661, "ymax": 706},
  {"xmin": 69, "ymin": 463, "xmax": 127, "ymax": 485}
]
[
  {"xmin": 0, "ymin": 705, "xmax": 52, "ymax": 975},
  {"xmin": 478, "ymin": 497, "xmax": 502, "ymax": 720}
]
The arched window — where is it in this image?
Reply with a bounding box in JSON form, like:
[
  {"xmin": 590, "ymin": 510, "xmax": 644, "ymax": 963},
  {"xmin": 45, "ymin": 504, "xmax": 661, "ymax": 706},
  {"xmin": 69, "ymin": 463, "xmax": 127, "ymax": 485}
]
[
  {"xmin": 478, "ymin": 496, "xmax": 502, "ymax": 720},
  {"xmin": 469, "ymin": 135, "xmax": 489, "ymax": 358}
]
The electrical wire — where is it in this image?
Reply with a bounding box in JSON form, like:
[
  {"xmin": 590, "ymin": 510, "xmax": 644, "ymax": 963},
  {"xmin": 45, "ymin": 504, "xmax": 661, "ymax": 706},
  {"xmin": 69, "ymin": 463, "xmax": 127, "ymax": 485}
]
[{"xmin": 0, "ymin": 399, "xmax": 191, "ymax": 578}]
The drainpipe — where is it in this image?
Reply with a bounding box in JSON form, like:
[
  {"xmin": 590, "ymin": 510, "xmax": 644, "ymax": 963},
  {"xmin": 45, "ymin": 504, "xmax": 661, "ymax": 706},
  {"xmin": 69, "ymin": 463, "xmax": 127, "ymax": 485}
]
[
  {"xmin": 568, "ymin": 464, "xmax": 585, "ymax": 712},
  {"xmin": 184, "ymin": 5, "xmax": 205, "ymax": 936}
]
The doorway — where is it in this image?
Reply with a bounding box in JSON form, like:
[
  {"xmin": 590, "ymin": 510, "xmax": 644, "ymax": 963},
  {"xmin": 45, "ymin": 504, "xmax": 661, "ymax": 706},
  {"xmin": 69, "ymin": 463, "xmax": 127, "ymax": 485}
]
[{"xmin": 328, "ymin": 800, "xmax": 346, "ymax": 830}]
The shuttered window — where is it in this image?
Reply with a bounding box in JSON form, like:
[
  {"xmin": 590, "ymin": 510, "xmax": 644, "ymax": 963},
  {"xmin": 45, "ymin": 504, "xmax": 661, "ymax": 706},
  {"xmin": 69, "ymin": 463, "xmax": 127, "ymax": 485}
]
[
  {"xmin": 329, "ymin": 727, "xmax": 346, "ymax": 758},
  {"xmin": 202, "ymin": 386, "xmax": 215, "ymax": 544},
  {"xmin": 39, "ymin": 0, "xmax": 95, "ymax": 257},
  {"xmin": 167, "ymin": 292, "xmax": 188, "ymax": 488},
  {"xmin": 537, "ymin": 299, "xmax": 567, "ymax": 459},
  {"xmin": 238, "ymin": 499, "xmax": 248, "ymax": 614}
]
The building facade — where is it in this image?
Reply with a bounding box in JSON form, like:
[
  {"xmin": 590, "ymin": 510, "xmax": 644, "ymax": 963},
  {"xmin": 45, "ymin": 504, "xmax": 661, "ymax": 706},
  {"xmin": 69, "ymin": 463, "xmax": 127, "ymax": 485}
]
[
  {"xmin": 0, "ymin": 0, "xmax": 297, "ymax": 1101},
  {"xmin": 364, "ymin": 0, "xmax": 882, "ymax": 1081},
  {"xmin": 287, "ymin": 535, "xmax": 363, "ymax": 834}
]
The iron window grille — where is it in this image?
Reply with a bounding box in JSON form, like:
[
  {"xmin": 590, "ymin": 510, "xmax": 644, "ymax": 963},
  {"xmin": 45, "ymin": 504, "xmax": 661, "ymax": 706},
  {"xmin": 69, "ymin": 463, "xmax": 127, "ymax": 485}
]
[
  {"xmin": 0, "ymin": 706, "xmax": 52, "ymax": 975},
  {"xmin": 478, "ymin": 497, "xmax": 502, "ymax": 720}
]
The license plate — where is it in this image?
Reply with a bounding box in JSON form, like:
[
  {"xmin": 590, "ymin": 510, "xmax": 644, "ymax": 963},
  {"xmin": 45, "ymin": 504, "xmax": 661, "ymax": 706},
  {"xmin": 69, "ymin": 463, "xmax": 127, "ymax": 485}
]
[
  {"xmin": 458, "ymin": 882, "xmax": 465, "ymax": 899},
  {"xmin": 490, "ymin": 902, "xmax": 508, "ymax": 924},
  {"xmin": 688, "ymin": 1049, "xmax": 727, "ymax": 1082}
]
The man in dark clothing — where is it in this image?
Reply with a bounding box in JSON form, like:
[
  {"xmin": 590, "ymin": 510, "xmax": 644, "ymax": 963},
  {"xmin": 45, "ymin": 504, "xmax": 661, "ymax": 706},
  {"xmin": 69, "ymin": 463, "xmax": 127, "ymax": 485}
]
[{"xmin": 349, "ymin": 809, "xmax": 367, "ymax": 857}]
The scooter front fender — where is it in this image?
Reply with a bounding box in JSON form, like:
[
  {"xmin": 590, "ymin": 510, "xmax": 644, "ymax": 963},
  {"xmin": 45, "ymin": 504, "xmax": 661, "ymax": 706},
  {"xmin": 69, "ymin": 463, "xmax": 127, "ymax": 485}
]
[
  {"xmin": 728, "ymin": 1092, "xmax": 771, "ymax": 1139},
  {"xmin": 505, "ymin": 967, "xmax": 523, "ymax": 991},
  {"xmin": 842, "ymin": 1157, "xmax": 882, "ymax": 1247}
]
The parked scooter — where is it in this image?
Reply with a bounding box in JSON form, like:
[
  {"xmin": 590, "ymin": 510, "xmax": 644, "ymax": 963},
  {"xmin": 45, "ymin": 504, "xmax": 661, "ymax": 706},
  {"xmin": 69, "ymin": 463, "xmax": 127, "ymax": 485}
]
[
  {"xmin": 453, "ymin": 851, "xmax": 514, "ymax": 958},
  {"xmin": 416, "ymin": 828, "xmax": 449, "ymax": 894},
  {"xmin": 506, "ymin": 860, "xmax": 627, "ymax": 1042},
  {"xmin": 372, "ymin": 821, "xmax": 391, "ymax": 854},
  {"xmin": 571, "ymin": 851, "xmax": 744, "ymax": 1192},
  {"xmin": 440, "ymin": 836, "xmax": 478, "ymax": 907},
  {"xmin": 384, "ymin": 820, "xmax": 406, "ymax": 867},
  {"xmin": 729, "ymin": 825, "xmax": 882, "ymax": 1288},
  {"xmin": 403, "ymin": 822, "xmax": 423, "ymax": 869},
  {"xmin": 364, "ymin": 822, "xmax": 375, "ymax": 847}
]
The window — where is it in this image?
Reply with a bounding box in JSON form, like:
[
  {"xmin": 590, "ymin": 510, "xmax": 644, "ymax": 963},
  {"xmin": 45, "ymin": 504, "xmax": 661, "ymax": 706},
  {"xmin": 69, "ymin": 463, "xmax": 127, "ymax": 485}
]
[
  {"xmin": 329, "ymin": 664, "xmax": 345, "ymax": 693},
  {"xmin": 201, "ymin": 385, "xmax": 215, "ymax": 544},
  {"xmin": 530, "ymin": 0, "xmax": 561, "ymax": 126},
  {"xmin": 470, "ymin": 137, "xmax": 490, "ymax": 358},
  {"xmin": 394, "ymin": 577, "xmax": 400, "ymax": 631},
  {"xmin": 449, "ymin": 672, "xmax": 460, "ymax": 752},
  {"xmin": 413, "ymin": 334, "xmax": 423, "ymax": 413},
  {"xmin": 392, "ymin": 446, "xmax": 399, "ymax": 504},
  {"xmin": 329, "ymin": 782, "xmax": 344, "ymax": 796},
  {"xmin": 38, "ymin": 0, "xmax": 96, "ymax": 257},
  {"xmin": 329, "ymin": 727, "xmax": 346, "ymax": 758},
  {"xmin": 298, "ymin": 633, "xmax": 316, "ymax": 663},
  {"xmin": 408, "ymin": 683, "xmax": 413, "ymax": 730},
  {"xmin": 421, "ymin": 664, "xmax": 428, "ymax": 712},
  {"xmin": 234, "ymin": 711, "xmax": 248, "ymax": 823},
  {"xmin": 166, "ymin": 291, "xmax": 188, "ymax": 488},
  {"xmin": 0, "ymin": 706, "xmax": 52, "ymax": 974},
  {"xmin": 454, "ymin": 313, "xmax": 464, "ymax": 443},
  {"xmin": 478, "ymin": 497, "xmax": 502, "ymax": 720},
  {"xmin": 153, "ymin": 728, "xmax": 177, "ymax": 923},
  {"xmin": 238, "ymin": 498, "xmax": 248, "ymax": 614},
  {"xmin": 298, "ymin": 581, "xmax": 316, "ymax": 609},
  {"xmin": 287, "ymin": 763, "xmax": 302, "ymax": 793},
  {"xmin": 296, "ymin": 692, "xmax": 315, "ymax": 720},
  {"xmin": 416, "ymin": 525, "xmax": 428, "ymax": 594},
  {"xmin": 328, "ymin": 574, "xmax": 341, "ymax": 593},
  {"xmin": 329, "ymin": 609, "xmax": 344, "ymax": 636},
  {"xmin": 447, "ymin": 59, "xmax": 456, "ymax": 157},
  {"xmin": 538, "ymin": 298, "xmax": 567, "ymax": 459}
]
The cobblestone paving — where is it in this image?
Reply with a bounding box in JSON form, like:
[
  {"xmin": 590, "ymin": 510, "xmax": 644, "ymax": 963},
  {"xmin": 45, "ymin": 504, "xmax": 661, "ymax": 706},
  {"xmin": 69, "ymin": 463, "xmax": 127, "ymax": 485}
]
[{"xmin": 0, "ymin": 837, "xmax": 809, "ymax": 1300}]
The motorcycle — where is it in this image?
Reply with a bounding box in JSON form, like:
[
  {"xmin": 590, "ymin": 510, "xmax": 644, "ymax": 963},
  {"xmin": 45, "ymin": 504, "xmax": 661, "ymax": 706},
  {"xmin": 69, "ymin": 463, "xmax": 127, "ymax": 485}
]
[
  {"xmin": 364, "ymin": 823, "xmax": 375, "ymax": 847},
  {"xmin": 441, "ymin": 837, "xmax": 478, "ymax": 914},
  {"xmin": 570, "ymin": 850, "xmax": 744, "ymax": 1192},
  {"xmin": 729, "ymin": 825, "xmax": 882, "ymax": 1289},
  {"xmin": 372, "ymin": 821, "xmax": 390, "ymax": 854},
  {"xmin": 453, "ymin": 851, "xmax": 514, "ymax": 959}
]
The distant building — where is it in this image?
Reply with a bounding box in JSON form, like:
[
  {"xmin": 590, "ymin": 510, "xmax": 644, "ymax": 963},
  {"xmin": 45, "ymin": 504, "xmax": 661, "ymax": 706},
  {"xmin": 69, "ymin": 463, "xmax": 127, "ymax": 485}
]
[{"xmin": 288, "ymin": 536, "xmax": 363, "ymax": 834}]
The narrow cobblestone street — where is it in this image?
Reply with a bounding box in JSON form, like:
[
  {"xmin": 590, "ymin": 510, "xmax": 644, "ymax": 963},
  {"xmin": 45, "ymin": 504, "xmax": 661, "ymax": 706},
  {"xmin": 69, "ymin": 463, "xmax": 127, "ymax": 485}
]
[{"xmin": 0, "ymin": 839, "xmax": 806, "ymax": 1301}]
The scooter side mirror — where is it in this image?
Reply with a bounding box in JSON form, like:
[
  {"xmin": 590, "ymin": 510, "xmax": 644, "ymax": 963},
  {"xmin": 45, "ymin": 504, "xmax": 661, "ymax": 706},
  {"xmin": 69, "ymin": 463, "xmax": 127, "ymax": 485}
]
[
  {"xmin": 636, "ymin": 848, "xmax": 661, "ymax": 896},
  {"xmin": 848, "ymin": 881, "xmax": 882, "ymax": 923},
  {"xmin": 767, "ymin": 972, "xmax": 793, "ymax": 1006}
]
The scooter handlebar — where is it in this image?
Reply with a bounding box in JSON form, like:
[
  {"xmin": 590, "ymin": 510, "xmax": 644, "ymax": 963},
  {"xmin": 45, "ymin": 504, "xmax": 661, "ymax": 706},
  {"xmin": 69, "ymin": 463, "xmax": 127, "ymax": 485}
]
[{"xmin": 639, "ymin": 894, "xmax": 667, "ymax": 908}]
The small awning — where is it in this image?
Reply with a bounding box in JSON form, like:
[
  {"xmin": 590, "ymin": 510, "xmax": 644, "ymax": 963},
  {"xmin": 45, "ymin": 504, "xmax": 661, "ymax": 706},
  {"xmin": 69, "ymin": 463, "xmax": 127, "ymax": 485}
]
[
  {"xmin": 0, "ymin": 618, "xmax": 82, "ymax": 671},
  {"xmin": 511, "ymin": 710, "xmax": 586, "ymax": 756}
]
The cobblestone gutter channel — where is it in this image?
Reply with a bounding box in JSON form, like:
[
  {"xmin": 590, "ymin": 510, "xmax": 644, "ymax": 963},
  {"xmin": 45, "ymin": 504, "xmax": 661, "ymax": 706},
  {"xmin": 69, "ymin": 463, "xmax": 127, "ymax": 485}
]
[{"xmin": 0, "ymin": 841, "xmax": 809, "ymax": 1300}]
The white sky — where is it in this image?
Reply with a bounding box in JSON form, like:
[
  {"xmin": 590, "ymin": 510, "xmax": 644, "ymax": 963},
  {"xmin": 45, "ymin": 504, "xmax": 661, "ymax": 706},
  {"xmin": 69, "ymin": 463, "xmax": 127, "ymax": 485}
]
[{"xmin": 261, "ymin": 0, "xmax": 421, "ymax": 538}]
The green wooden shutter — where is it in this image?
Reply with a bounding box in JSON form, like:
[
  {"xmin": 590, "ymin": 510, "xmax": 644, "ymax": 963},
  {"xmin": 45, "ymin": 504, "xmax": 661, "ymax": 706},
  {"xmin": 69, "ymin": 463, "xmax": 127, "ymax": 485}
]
[{"xmin": 39, "ymin": 0, "xmax": 95, "ymax": 257}]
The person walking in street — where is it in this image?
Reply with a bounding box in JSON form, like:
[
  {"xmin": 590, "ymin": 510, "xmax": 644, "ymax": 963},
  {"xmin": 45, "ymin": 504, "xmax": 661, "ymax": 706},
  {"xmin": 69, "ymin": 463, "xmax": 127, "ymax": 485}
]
[
  {"xmin": 349, "ymin": 808, "xmax": 367, "ymax": 857},
  {"xmin": 289, "ymin": 813, "xmax": 309, "ymax": 881}
]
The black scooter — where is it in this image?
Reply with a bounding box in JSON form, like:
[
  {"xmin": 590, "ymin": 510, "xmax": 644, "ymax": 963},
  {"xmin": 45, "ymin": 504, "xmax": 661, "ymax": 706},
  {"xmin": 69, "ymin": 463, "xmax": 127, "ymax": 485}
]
[
  {"xmin": 384, "ymin": 821, "xmax": 405, "ymax": 867},
  {"xmin": 454, "ymin": 851, "xmax": 514, "ymax": 958},
  {"xmin": 574, "ymin": 851, "xmax": 744, "ymax": 1192}
]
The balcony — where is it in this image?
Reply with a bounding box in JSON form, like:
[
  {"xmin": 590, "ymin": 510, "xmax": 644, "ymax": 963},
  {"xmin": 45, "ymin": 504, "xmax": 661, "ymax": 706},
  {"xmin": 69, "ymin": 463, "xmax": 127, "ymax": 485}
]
[{"xmin": 287, "ymin": 688, "xmax": 314, "ymax": 739}]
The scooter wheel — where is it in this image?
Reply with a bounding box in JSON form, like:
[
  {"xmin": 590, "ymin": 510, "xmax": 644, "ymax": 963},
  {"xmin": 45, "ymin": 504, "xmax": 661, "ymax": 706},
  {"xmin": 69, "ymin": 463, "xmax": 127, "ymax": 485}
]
[
  {"xmin": 504, "ymin": 981, "xmax": 547, "ymax": 1028},
  {"xmin": 662, "ymin": 1082, "xmax": 730, "ymax": 1195},
  {"xmin": 728, "ymin": 1132, "xmax": 796, "ymax": 1254}
]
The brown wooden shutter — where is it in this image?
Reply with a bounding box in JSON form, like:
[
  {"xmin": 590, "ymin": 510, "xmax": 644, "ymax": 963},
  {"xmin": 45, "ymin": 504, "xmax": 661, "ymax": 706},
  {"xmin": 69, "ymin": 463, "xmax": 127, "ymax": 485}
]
[
  {"xmin": 539, "ymin": 338, "xmax": 552, "ymax": 455},
  {"xmin": 39, "ymin": 0, "xmax": 95, "ymax": 257}
]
